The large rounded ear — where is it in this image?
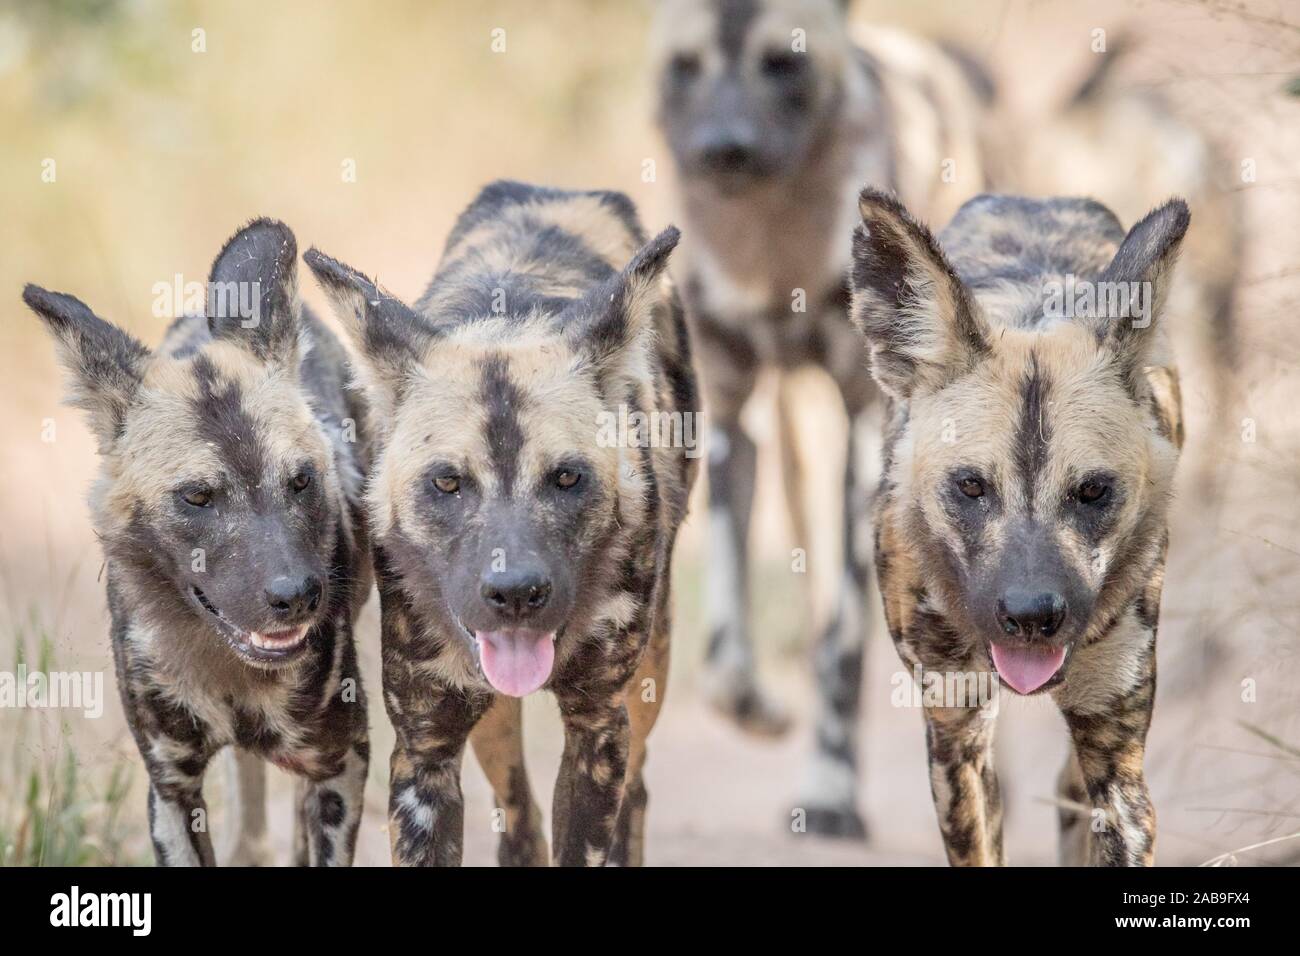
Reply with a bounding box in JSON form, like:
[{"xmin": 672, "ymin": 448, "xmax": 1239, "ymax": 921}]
[
  {"xmin": 563, "ymin": 226, "xmax": 680, "ymax": 393},
  {"xmin": 207, "ymin": 218, "xmax": 301, "ymax": 363},
  {"xmin": 22, "ymin": 285, "xmax": 150, "ymax": 453},
  {"xmin": 850, "ymin": 189, "xmax": 987, "ymax": 400},
  {"xmin": 1094, "ymin": 198, "xmax": 1190, "ymax": 390},
  {"xmin": 304, "ymin": 247, "xmax": 436, "ymax": 419}
]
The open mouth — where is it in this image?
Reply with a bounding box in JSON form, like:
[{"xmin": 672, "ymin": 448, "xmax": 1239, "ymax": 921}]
[
  {"xmin": 988, "ymin": 640, "xmax": 1074, "ymax": 695},
  {"xmin": 455, "ymin": 616, "xmax": 556, "ymax": 697},
  {"xmin": 191, "ymin": 586, "xmax": 312, "ymax": 665}
]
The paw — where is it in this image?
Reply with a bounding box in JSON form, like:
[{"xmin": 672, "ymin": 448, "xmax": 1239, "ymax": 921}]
[
  {"xmin": 498, "ymin": 804, "xmax": 550, "ymax": 867},
  {"xmin": 702, "ymin": 674, "xmax": 792, "ymax": 739},
  {"xmin": 498, "ymin": 832, "xmax": 550, "ymax": 867},
  {"xmin": 799, "ymin": 804, "xmax": 868, "ymax": 841}
]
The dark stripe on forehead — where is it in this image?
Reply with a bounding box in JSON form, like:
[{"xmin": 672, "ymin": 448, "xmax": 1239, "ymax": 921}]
[
  {"xmin": 1013, "ymin": 352, "xmax": 1051, "ymax": 508},
  {"xmin": 716, "ymin": 0, "xmax": 759, "ymax": 61},
  {"xmin": 191, "ymin": 355, "xmax": 268, "ymax": 494},
  {"xmin": 478, "ymin": 355, "xmax": 527, "ymax": 495}
]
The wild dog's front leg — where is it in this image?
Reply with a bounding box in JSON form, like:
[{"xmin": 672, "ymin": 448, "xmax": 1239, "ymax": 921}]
[
  {"xmin": 923, "ymin": 705, "xmax": 1005, "ymax": 866},
  {"xmin": 144, "ymin": 745, "xmax": 218, "ymax": 866},
  {"xmin": 385, "ymin": 681, "xmax": 486, "ymax": 867},
  {"xmin": 470, "ymin": 695, "xmax": 549, "ymax": 866},
  {"xmin": 1061, "ymin": 719, "xmax": 1155, "ymax": 866},
  {"xmin": 299, "ymin": 739, "xmax": 369, "ymax": 867},
  {"xmin": 124, "ymin": 672, "xmax": 219, "ymax": 866},
  {"xmin": 1059, "ymin": 638, "xmax": 1157, "ymax": 866},
  {"xmin": 387, "ymin": 743, "xmax": 468, "ymax": 866},
  {"xmin": 552, "ymin": 694, "xmax": 631, "ymax": 867},
  {"xmin": 610, "ymin": 610, "xmax": 671, "ymax": 867}
]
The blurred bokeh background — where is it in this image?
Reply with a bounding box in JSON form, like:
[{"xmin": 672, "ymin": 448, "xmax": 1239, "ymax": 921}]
[{"xmin": 1, "ymin": 0, "xmax": 1297, "ymax": 865}]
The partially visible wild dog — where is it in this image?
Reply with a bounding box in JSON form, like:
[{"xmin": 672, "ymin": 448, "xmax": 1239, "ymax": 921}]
[
  {"xmin": 650, "ymin": 0, "xmax": 998, "ymax": 836},
  {"xmin": 22, "ymin": 220, "xmax": 372, "ymax": 866},
  {"xmin": 850, "ymin": 189, "xmax": 1188, "ymax": 865},
  {"xmin": 1012, "ymin": 36, "xmax": 1242, "ymax": 425},
  {"xmin": 306, "ymin": 181, "xmax": 698, "ymax": 867}
]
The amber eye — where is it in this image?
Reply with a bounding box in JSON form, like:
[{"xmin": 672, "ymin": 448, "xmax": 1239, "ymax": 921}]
[
  {"xmin": 1077, "ymin": 479, "xmax": 1110, "ymax": 504},
  {"xmin": 958, "ymin": 476, "xmax": 985, "ymax": 499},
  {"xmin": 291, "ymin": 472, "xmax": 312, "ymax": 493},
  {"xmin": 555, "ymin": 469, "xmax": 581, "ymax": 490},
  {"xmin": 433, "ymin": 475, "xmax": 460, "ymax": 495},
  {"xmin": 182, "ymin": 487, "xmax": 212, "ymax": 508}
]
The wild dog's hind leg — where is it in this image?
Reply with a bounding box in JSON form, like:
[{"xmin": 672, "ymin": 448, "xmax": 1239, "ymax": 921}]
[
  {"xmin": 470, "ymin": 695, "xmax": 548, "ymax": 866},
  {"xmin": 1056, "ymin": 747, "xmax": 1089, "ymax": 866},
  {"xmin": 923, "ymin": 705, "xmax": 1005, "ymax": 866},
  {"xmin": 292, "ymin": 778, "xmax": 309, "ymax": 866},
  {"xmin": 799, "ymin": 397, "xmax": 876, "ymax": 840},
  {"xmin": 610, "ymin": 604, "xmax": 671, "ymax": 866},
  {"xmin": 220, "ymin": 748, "xmax": 270, "ymax": 866},
  {"xmin": 696, "ymin": 319, "xmax": 788, "ymax": 736},
  {"xmin": 1057, "ymin": 622, "xmax": 1158, "ymax": 866}
]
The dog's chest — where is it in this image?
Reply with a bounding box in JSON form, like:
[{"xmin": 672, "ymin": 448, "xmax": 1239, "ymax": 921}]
[{"xmin": 126, "ymin": 622, "xmax": 316, "ymax": 753}]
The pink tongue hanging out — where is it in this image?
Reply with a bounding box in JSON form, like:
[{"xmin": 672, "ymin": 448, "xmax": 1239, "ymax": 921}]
[
  {"xmin": 990, "ymin": 643, "xmax": 1067, "ymax": 695},
  {"xmin": 475, "ymin": 629, "xmax": 556, "ymax": 697}
]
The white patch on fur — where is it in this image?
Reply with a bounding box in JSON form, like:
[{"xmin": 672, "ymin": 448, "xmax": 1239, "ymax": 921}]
[
  {"xmin": 592, "ymin": 590, "xmax": 638, "ymax": 631},
  {"xmin": 151, "ymin": 790, "xmax": 202, "ymax": 866},
  {"xmin": 1053, "ymin": 612, "xmax": 1152, "ymax": 716},
  {"xmin": 395, "ymin": 786, "xmax": 434, "ymax": 833}
]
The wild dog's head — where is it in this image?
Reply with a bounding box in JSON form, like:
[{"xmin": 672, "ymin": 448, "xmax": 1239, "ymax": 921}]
[
  {"xmin": 851, "ymin": 190, "xmax": 1189, "ymax": 695},
  {"xmin": 23, "ymin": 220, "xmax": 342, "ymax": 669},
  {"xmin": 305, "ymin": 227, "xmax": 680, "ymax": 697},
  {"xmin": 652, "ymin": 0, "xmax": 853, "ymax": 192}
]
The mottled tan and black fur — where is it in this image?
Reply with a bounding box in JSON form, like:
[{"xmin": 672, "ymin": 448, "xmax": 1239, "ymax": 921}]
[
  {"xmin": 306, "ymin": 181, "xmax": 698, "ymax": 867},
  {"xmin": 850, "ymin": 189, "xmax": 1187, "ymax": 866},
  {"xmin": 21, "ymin": 220, "xmax": 373, "ymax": 867},
  {"xmin": 651, "ymin": 0, "xmax": 999, "ymax": 836}
]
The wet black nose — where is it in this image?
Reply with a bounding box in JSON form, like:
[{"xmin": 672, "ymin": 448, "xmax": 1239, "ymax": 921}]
[
  {"xmin": 266, "ymin": 575, "xmax": 322, "ymax": 618},
  {"xmin": 693, "ymin": 130, "xmax": 760, "ymax": 174},
  {"xmin": 996, "ymin": 590, "xmax": 1067, "ymax": 638},
  {"xmin": 480, "ymin": 569, "xmax": 551, "ymax": 620}
]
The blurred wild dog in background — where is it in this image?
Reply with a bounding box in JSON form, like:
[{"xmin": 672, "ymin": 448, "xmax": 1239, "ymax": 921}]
[
  {"xmin": 22, "ymin": 220, "xmax": 373, "ymax": 866},
  {"xmin": 307, "ymin": 181, "xmax": 699, "ymax": 866},
  {"xmin": 1010, "ymin": 35, "xmax": 1242, "ymax": 458},
  {"xmin": 650, "ymin": 0, "xmax": 999, "ymax": 837},
  {"xmin": 851, "ymin": 189, "xmax": 1189, "ymax": 865}
]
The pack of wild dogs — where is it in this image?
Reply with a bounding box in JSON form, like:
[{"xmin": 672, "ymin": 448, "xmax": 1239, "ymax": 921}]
[{"xmin": 23, "ymin": 0, "xmax": 1238, "ymax": 867}]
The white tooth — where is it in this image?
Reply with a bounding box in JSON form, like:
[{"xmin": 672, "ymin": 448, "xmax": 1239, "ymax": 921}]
[{"xmin": 249, "ymin": 626, "xmax": 306, "ymax": 650}]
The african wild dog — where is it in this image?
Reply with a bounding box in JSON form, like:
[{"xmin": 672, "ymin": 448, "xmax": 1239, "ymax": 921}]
[
  {"xmin": 22, "ymin": 220, "xmax": 372, "ymax": 866},
  {"xmin": 1012, "ymin": 36, "xmax": 1241, "ymax": 469},
  {"xmin": 650, "ymin": 0, "xmax": 998, "ymax": 836},
  {"xmin": 849, "ymin": 189, "xmax": 1189, "ymax": 865},
  {"xmin": 305, "ymin": 180, "xmax": 698, "ymax": 867}
]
